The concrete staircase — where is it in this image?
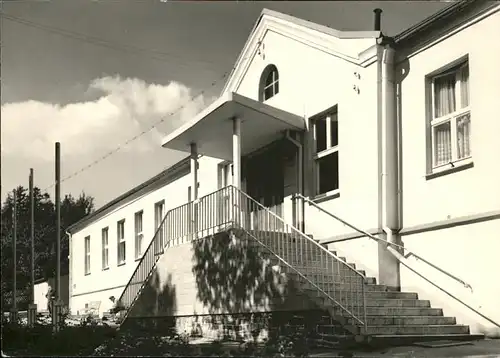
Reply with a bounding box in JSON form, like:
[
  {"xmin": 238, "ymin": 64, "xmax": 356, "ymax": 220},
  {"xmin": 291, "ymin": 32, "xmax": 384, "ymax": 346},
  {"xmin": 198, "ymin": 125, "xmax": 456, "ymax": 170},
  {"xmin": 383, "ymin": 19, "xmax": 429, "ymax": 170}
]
[{"xmin": 246, "ymin": 229, "xmax": 483, "ymax": 345}]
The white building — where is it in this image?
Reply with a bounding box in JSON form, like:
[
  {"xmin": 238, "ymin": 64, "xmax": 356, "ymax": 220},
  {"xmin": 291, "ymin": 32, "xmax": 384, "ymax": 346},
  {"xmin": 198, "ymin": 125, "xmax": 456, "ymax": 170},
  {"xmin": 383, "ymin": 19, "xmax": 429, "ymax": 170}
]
[{"xmin": 68, "ymin": 0, "xmax": 500, "ymax": 343}]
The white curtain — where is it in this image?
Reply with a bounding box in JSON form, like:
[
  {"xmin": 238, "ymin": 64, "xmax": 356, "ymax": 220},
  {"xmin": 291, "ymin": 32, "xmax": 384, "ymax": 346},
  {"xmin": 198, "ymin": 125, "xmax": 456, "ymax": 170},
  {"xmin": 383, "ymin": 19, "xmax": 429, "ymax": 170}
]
[
  {"xmin": 433, "ymin": 74, "xmax": 455, "ymax": 165},
  {"xmin": 458, "ymin": 66, "xmax": 471, "ymax": 159},
  {"xmin": 434, "ymin": 74, "xmax": 456, "ymax": 117},
  {"xmin": 434, "ymin": 122, "xmax": 452, "ymax": 165}
]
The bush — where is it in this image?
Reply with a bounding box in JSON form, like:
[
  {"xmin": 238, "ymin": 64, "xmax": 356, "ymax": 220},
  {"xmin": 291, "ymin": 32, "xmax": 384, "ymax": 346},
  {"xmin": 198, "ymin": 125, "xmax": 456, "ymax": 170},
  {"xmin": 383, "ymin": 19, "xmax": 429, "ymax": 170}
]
[{"xmin": 1, "ymin": 320, "xmax": 117, "ymax": 356}]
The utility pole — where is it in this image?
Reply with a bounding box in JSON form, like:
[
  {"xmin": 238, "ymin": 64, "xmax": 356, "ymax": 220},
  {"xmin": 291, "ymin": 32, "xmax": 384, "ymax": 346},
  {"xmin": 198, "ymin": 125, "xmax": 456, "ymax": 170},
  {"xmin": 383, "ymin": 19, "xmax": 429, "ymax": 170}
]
[
  {"xmin": 28, "ymin": 169, "xmax": 37, "ymax": 327},
  {"xmin": 52, "ymin": 142, "xmax": 63, "ymax": 331},
  {"xmin": 10, "ymin": 190, "xmax": 18, "ymax": 324}
]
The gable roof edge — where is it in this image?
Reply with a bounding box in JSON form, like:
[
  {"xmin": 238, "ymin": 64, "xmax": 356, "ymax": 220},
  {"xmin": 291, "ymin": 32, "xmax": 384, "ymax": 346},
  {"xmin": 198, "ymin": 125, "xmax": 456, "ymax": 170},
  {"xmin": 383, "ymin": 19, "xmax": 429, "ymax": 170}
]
[
  {"xmin": 66, "ymin": 156, "xmax": 192, "ymax": 234},
  {"xmin": 221, "ymin": 8, "xmax": 381, "ymax": 96}
]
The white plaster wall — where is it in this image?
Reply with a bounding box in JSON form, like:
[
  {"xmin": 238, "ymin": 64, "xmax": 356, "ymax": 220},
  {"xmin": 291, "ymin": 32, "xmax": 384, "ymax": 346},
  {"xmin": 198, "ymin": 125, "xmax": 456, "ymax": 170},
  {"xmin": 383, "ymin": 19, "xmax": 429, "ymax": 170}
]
[
  {"xmin": 70, "ymin": 156, "xmax": 222, "ymax": 316},
  {"xmin": 400, "ymin": 220, "xmax": 500, "ymax": 336},
  {"xmin": 397, "ymin": 10, "xmax": 500, "ymax": 336},
  {"xmin": 34, "ymin": 281, "xmax": 49, "ymax": 312},
  {"xmin": 398, "ymin": 10, "xmax": 500, "ymax": 227},
  {"xmin": 235, "ymin": 30, "xmax": 381, "ymax": 277}
]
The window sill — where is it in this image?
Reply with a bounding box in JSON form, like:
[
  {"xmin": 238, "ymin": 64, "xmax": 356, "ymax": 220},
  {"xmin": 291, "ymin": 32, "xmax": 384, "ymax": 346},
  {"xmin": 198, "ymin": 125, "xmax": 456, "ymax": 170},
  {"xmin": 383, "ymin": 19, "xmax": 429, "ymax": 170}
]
[
  {"xmin": 117, "ymin": 262, "xmax": 126, "ymax": 267},
  {"xmin": 426, "ymin": 160, "xmax": 473, "ymax": 180},
  {"xmin": 102, "ymin": 267, "xmax": 109, "ymax": 271},
  {"xmin": 312, "ymin": 190, "xmax": 340, "ymax": 204}
]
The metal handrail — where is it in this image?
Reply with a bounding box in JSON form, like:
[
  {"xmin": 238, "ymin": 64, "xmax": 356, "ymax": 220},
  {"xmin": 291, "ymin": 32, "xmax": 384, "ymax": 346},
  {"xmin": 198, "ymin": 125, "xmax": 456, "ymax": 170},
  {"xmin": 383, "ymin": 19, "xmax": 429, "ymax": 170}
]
[
  {"xmin": 116, "ymin": 186, "xmax": 234, "ymax": 318},
  {"xmin": 293, "ymin": 193, "xmax": 474, "ymax": 292},
  {"xmin": 117, "ymin": 185, "xmax": 369, "ymax": 332},
  {"xmin": 232, "ymin": 186, "xmax": 367, "ymax": 329},
  {"xmin": 295, "ymin": 194, "xmax": 500, "ymax": 329}
]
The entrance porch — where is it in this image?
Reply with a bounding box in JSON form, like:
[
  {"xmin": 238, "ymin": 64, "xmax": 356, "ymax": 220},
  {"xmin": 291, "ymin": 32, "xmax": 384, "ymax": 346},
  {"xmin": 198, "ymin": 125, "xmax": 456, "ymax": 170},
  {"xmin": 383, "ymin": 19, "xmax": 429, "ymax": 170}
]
[{"xmin": 161, "ymin": 92, "xmax": 306, "ymax": 227}]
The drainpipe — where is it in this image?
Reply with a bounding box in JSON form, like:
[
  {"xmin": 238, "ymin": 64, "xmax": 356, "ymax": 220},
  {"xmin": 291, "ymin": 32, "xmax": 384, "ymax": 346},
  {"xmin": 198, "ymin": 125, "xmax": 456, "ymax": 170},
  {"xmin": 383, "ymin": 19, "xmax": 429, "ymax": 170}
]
[
  {"xmin": 285, "ymin": 130, "xmax": 305, "ymax": 233},
  {"xmin": 378, "ymin": 38, "xmax": 401, "ymax": 291}
]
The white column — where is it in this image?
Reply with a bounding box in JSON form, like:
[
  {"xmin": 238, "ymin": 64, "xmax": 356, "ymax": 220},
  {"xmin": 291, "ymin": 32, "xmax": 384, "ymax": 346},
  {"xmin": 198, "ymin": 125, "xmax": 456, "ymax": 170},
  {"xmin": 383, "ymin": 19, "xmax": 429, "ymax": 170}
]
[
  {"xmin": 190, "ymin": 143, "xmax": 198, "ymax": 200},
  {"xmin": 232, "ymin": 117, "xmax": 241, "ymax": 190}
]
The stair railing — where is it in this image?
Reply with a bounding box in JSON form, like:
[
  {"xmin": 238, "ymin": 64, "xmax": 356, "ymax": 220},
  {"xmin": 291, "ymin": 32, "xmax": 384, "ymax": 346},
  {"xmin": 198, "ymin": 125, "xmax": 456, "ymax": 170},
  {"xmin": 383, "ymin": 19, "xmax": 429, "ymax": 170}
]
[
  {"xmin": 294, "ymin": 193, "xmax": 500, "ymax": 329},
  {"xmin": 223, "ymin": 186, "xmax": 368, "ymax": 331},
  {"xmin": 117, "ymin": 185, "xmax": 369, "ymax": 332},
  {"xmin": 116, "ymin": 186, "xmax": 235, "ymax": 318}
]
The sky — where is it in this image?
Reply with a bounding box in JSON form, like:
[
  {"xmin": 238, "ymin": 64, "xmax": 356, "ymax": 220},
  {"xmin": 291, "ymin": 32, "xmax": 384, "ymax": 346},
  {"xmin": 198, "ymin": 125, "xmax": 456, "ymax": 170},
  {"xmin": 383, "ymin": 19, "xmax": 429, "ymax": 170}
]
[{"xmin": 1, "ymin": 0, "xmax": 449, "ymax": 209}]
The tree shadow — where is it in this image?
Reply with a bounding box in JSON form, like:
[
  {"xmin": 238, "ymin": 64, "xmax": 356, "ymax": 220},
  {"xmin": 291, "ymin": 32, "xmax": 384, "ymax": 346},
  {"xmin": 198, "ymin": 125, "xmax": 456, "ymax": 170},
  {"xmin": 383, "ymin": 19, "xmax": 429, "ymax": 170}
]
[
  {"xmin": 124, "ymin": 271, "xmax": 177, "ymax": 334},
  {"xmin": 191, "ymin": 228, "xmax": 319, "ymax": 342}
]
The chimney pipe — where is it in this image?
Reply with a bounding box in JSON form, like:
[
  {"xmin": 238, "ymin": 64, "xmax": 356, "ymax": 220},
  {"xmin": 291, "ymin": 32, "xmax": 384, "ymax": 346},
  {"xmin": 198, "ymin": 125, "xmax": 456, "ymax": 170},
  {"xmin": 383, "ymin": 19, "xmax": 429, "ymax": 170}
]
[{"xmin": 374, "ymin": 8, "xmax": 382, "ymax": 32}]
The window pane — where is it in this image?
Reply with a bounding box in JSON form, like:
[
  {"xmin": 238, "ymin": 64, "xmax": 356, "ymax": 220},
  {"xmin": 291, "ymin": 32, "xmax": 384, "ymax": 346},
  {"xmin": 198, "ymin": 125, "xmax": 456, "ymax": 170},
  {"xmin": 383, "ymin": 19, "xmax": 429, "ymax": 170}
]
[
  {"xmin": 315, "ymin": 118, "xmax": 327, "ymax": 152},
  {"xmin": 318, "ymin": 152, "xmax": 339, "ymax": 194},
  {"xmin": 264, "ymin": 86, "xmax": 274, "ymax": 101},
  {"xmin": 433, "ymin": 121, "xmax": 452, "ymax": 166},
  {"xmin": 434, "ymin": 74, "xmax": 456, "ymax": 118},
  {"xmin": 460, "ymin": 65, "xmax": 469, "ymax": 108},
  {"xmin": 330, "ymin": 115, "xmax": 338, "ymax": 147},
  {"xmin": 265, "ymin": 69, "xmax": 276, "ymax": 87},
  {"xmin": 274, "ymin": 81, "xmax": 279, "ymax": 96},
  {"xmin": 457, "ymin": 112, "xmax": 471, "ymax": 159}
]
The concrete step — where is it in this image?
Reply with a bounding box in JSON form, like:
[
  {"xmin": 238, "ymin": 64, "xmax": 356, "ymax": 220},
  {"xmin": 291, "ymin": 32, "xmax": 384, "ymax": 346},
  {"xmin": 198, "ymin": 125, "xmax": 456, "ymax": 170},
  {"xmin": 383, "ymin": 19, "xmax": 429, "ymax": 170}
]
[
  {"xmin": 368, "ymin": 325, "xmax": 470, "ymax": 335},
  {"xmin": 298, "ymin": 275, "xmax": 377, "ymax": 285},
  {"xmin": 361, "ymin": 307, "xmax": 444, "ymax": 316},
  {"xmin": 302, "ymin": 292, "xmax": 430, "ymax": 308},
  {"xmin": 302, "ymin": 288, "xmax": 417, "ymax": 300},
  {"xmin": 319, "ymin": 324, "xmax": 469, "ymax": 336},
  {"xmin": 320, "ymin": 306, "xmax": 444, "ymax": 317},
  {"xmin": 369, "ymin": 333, "xmax": 484, "ymax": 345},
  {"xmin": 346, "ymin": 316, "xmax": 457, "ymax": 326}
]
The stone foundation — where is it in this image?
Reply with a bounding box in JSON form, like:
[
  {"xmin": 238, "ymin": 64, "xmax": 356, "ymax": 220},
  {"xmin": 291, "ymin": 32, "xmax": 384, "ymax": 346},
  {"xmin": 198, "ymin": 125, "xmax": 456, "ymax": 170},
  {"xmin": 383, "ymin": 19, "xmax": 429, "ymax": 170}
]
[{"xmin": 122, "ymin": 309, "xmax": 350, "ymax": 343}]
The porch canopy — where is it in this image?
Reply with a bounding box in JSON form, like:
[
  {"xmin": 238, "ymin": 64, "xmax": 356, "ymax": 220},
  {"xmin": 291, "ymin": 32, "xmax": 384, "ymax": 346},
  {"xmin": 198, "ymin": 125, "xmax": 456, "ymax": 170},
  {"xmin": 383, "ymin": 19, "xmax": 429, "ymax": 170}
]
[{"xmin": 161, "ymin": 92, "xmax": 305, "ymax": 161}]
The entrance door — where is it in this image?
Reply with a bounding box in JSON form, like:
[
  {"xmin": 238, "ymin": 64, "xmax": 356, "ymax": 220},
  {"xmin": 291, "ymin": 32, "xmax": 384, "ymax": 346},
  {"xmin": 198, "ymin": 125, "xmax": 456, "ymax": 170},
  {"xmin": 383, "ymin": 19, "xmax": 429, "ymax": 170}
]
[{"xmin": 244, "ymin": 141, "xmax": 285, "ymax": 230}]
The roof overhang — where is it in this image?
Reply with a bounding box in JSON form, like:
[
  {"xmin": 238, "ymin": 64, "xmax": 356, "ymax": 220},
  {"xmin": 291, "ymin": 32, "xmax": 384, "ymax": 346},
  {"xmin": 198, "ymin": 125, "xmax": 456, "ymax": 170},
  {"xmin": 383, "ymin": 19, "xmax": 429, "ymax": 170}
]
[{"xmin": 162, "ymin": 92, "xmax": 305, "ymax": 160}]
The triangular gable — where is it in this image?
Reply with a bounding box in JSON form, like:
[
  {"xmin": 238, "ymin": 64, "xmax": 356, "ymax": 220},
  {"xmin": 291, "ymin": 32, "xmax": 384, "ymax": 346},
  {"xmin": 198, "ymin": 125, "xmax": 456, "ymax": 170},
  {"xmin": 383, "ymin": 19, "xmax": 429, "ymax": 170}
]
[{"xmin": 221, "ymin": 8, "xmax": 381, "ymax": 95}]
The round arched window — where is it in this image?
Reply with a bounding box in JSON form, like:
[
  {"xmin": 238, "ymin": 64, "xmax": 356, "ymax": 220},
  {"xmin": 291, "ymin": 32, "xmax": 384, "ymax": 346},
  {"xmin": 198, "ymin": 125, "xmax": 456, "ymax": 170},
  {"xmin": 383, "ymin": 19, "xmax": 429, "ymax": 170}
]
[{"xmin": 259, "ymin": 65, "xmax": 279, "ymax": 101}]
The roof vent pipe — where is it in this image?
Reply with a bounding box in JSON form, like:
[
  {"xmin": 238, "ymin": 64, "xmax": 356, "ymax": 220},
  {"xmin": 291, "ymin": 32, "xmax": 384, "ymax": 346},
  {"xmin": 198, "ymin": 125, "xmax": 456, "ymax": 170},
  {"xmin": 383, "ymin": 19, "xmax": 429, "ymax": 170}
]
[{"xmin": 374, "ymin": 8, "xmax": 382, "ymax": 31}]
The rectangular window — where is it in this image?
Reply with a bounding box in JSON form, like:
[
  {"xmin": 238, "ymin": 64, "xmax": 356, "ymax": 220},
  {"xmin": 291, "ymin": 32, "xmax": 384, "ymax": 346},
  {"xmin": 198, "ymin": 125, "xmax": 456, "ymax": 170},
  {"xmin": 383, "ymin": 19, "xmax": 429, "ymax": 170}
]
[
  {"xmin": 117, "ymin": 220, "xmax": 126, "ymax": 265},
  {"xmin": 312, "ymin": 107, "xmax": 339, "ymax": 196},
  {"xmin": 102, "ymin": 227, "xmax": 109, "ymax": 270},
  {"xmin": 134, "ymin": 211, "xmax": 143, "ymax": 260},
  {"xmin": 430, "ymin": 61, "xmax": 471, "ymax": 170},
  {"xmin": 154, "ymin": 201, "xmax": 165, "ymax": 254},
  {"xmin": 84, "ymin": 236, "xmax": 91, "ymax": 275}
]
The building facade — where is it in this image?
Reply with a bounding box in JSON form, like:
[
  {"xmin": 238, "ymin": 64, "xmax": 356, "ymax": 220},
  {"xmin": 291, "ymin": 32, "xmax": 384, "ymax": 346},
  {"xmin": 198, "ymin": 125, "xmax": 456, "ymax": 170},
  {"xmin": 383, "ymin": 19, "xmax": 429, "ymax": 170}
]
[{"xmin": 68, "ymin": 0, "xmax": 500, "ymax": 339}]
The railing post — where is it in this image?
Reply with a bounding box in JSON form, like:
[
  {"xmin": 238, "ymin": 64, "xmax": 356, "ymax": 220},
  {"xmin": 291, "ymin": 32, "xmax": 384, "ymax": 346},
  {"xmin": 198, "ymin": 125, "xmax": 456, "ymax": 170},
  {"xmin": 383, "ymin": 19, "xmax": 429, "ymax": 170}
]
[{"xmin": 292, "ymin": 194, "xmax": 297, "ymax": 229}]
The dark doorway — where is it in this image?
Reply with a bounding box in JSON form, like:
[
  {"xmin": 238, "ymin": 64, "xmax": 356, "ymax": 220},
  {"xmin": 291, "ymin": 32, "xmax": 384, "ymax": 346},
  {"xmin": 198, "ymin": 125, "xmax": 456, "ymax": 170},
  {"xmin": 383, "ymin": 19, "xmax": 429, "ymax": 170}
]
[{"xmin": 243, "ymin": 140, "xmax": 285, "ymax": 228}]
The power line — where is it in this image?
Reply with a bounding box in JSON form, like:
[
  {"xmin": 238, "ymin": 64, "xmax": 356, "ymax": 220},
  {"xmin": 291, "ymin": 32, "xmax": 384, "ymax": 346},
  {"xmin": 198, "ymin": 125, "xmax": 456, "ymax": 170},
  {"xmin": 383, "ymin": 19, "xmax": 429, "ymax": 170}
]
[
  {"xmin": 0, "ymin": 12, "xmax": 253, "ymax": 194},
  {"xmin": 40, "ymin": 71, "xmax": 228, "ymax": 193},
  {"xmin": 1, "ymin": 12, "xmax": 221, "ymax": 73}
]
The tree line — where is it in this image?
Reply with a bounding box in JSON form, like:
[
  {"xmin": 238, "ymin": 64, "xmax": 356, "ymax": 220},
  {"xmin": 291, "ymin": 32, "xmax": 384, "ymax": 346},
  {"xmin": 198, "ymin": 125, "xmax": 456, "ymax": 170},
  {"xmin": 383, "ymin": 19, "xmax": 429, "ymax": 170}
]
[{"xmin": 1, "ymin": 186, "xmax": 95, "ymax": 309}]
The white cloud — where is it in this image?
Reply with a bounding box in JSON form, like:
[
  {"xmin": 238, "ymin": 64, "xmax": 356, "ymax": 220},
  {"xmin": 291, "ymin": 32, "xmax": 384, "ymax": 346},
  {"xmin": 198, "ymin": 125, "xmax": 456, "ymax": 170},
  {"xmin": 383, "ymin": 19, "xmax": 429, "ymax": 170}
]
[{"xmin": 1, "ymin": 76, "xmax": 210, "ymax": 161}]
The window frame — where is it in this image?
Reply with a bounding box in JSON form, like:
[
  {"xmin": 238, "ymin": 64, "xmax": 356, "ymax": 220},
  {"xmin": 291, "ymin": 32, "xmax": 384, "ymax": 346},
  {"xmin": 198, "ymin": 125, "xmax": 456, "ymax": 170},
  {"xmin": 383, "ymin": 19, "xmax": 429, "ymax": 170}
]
[
  {"xmin": 134, "ymin": 211, "xmax": 144, "ymax": 261},
  {"xmin": 154, "ymin": 200, "xmax": 165, "ymax": 255},
  {"xmin": 101, "ymin": 227, "xmax": 109, "ymax": 270},
  {"xmin": 259, "ymin": 65, "xmax": 279, "ymax": 102},
  {"xmin": 117, "ymin": 219, "xmax": 126, "ymax": 266},
  {"xmin": 84, "ymin": 235, "xmax": 91, "ymax": 275},
  {"xmin": 310, "ymin": 106, "xmax": 340, "ymax": 198},
  {"xmin": 428, "ymin": 59, "xmax": 471, "ymax": 174}
]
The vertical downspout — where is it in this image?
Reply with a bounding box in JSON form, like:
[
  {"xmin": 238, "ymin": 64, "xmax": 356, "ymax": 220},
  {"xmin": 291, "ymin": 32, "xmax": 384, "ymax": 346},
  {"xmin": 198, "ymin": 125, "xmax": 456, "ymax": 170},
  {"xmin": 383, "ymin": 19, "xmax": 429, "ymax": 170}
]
[{"xmin": 378, "ymin": 39, "xmax": 401, "ymax": 290}]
